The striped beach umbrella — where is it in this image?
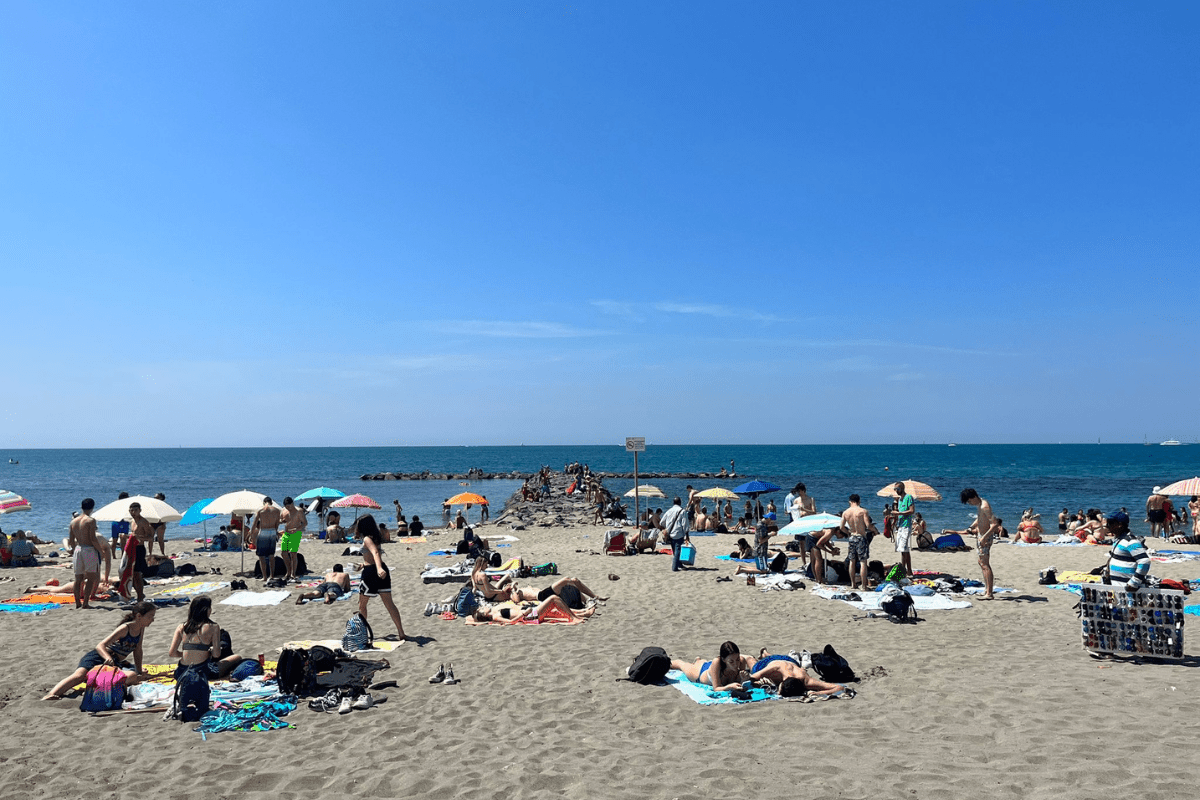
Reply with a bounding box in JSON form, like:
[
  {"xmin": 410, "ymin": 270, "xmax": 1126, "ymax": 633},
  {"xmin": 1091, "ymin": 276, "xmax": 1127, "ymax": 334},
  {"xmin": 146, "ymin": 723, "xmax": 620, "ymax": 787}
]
[
  {"xmin": 331, "ymin": 493, "xmax": 382, "ymax": 510},
  {"xmin": 0, "ymin": 490, "xmax": 30, "ymax": 514},
  {"xmin": 876, "ymin": 479, "xmax": 943, "ymax": 502},
  {"xmin": 1157, "ymin": 478, "xmax": 1200, "ymax": 497}
]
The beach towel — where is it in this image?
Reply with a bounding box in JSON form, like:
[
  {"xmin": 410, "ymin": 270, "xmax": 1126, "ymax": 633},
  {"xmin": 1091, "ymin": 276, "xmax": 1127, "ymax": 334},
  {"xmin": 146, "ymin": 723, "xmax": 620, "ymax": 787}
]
[
  {"xmin": 813, "ymin": 587, "xmax": 971, "ymax": 610},
  {"xmin": 397, "ymin": 537, "xmax": 427, "ymax": 543},
  {"xmin": 0, "ymin": 602, "xmax": 59, "ymax": 614},
  {"xmin": 1001, "ymin": 539, "xmax": 1088, "ymax": 547},
  {"xmin": 279, "ymin": 639, "xmax": 404, "ymax": 653},
  {"xmin": 421, "ymin": 561, "xmax": 473, "ymax": 584},
  {"xmin": 1147, "ymin": 549, "xmax": 1200, "ymax": 564},
  {"xmin": 1184, "ymin": 605, "xmax": 1200, "ymax": 618},
  {"xmin": 219, "ymin": 590, "xmax": 291, "ymax": 607},
  {"xmin": 194, "ymin": 696, "xmax": 297, "ymax": 734},
  {"xmin": 155, "ymin": 581, "xmax": 227, "ymax": 598},
  {"xmin": 2, "ymin": 593, "xmax": 115, "ymax": 605},
  {"xmin": 482, "ymin": 535, "xmax": 519, "ymax": 542},
  {"xmin": 715, "ymin": 555, "xmax": 757, "ymax": 563},
  {"xmin": 428, "ymin": 549, "xmax": 456, "ymax": 557},
  {"xmin": 1054, "ymin": 570, "xmax": 1103, "ymax": 584},
  {"xmin": 463, "ymin": 600, "xmax": 585, "ymax": 625},
  {"xmin": 665, "ymin": 670, "xmax": 778, "ymax": 705}
]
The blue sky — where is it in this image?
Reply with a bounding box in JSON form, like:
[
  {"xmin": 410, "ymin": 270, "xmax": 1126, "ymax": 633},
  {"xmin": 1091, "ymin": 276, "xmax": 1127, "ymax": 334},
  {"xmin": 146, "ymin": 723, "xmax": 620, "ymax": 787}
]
[{"xmin": 3, "ymin": 2, "xmax": 1198, "ymax": 447}]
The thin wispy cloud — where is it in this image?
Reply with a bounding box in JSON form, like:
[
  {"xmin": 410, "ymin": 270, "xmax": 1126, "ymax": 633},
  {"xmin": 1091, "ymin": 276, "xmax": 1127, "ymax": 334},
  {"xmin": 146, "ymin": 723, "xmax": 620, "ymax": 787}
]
[
  {"xmin": 652, "ymin": 302, "xmax": 787, "ymax": 323},
  {"xmin": 426, "ymin": 320, "xmax": 611, "ymax": 338}
]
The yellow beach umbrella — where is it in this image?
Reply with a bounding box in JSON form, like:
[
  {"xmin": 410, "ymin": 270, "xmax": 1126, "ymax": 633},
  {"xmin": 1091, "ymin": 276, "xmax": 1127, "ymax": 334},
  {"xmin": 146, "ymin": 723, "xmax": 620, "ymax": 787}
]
[{"xmin": 696, "ymin": 487, "xmax": 739, "ymax": 500}]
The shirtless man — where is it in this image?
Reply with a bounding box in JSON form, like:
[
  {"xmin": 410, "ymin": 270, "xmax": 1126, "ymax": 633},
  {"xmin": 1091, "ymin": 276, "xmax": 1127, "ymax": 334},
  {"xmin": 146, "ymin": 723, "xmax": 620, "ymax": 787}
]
[
  {"xmin": 961, "ymin": 488, "xmax": 997, "ymax": 599},
  {"xmin": 294, "ymin": 564, "xmax": 351, "ymax": 604},
  {"xmin": 126, "ymin": 502, "xmax": 155, "ymax": 601},
  {"xmin": 153, "ymin": 493, "xmax": 168, "ymax": 556},
  {"xmin": 693, "ymin": 507, "xmax": 709, "ymax": 533},
  {"xmin": 787, "ymin": 483, "xmax": 815, "ymax": 522},
  {"xmin": 393, "ymin": 499, "xmax": 403, "ymax": 524},
  {"xmin": 1146, "ymin": 489, "xmax": 1167, "ymax": 538},
  {"xmin": 841, "ymin": 494, "xmax": 879, "ymax": 590},
  {"xmin": 68, "ymin": 498, "xmax": 102, "ymax": 609},
  {"xmin": 251, "ymin": 497, "xmax": 282, "ymax": 582},
  {"xmin": 749, "ymin": 655, "xmax": 852, "ymax": 698},
  {"xmin": 279, "ymin": 496, "xmax": 307, "ymax": 583}
]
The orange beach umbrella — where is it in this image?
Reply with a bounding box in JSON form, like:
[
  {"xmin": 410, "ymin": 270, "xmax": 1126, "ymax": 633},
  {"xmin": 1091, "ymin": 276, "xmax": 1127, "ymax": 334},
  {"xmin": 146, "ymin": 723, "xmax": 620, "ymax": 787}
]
[
  {"xmin": 447, "ymin": 492, "xmax": 488, "ymax": 506},
  {"xmin": 876, "ymin": 480, "xmax": 943, "ymax": 502}
]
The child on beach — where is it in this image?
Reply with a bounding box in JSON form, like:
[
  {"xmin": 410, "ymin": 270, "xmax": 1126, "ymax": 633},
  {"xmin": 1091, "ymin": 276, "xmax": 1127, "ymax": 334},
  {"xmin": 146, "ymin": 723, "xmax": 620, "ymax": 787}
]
[{"xmin": 42, "ymin": 601, "xmax": 156, "ymax": 700}]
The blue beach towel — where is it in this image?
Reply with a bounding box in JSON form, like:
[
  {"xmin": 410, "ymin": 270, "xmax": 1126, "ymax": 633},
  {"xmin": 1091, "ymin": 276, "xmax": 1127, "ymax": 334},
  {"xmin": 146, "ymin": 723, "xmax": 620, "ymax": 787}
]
[
  {"xmin": 714, "ymin": 555, "xmax": 756, "ymax": 563},
  {"xmin": 664, "ymin": 670, "xmax": 777, "ymax": 705},
  {"xmin": 0, "ymin": 602, "xmax": 59, "ymax": 614}
]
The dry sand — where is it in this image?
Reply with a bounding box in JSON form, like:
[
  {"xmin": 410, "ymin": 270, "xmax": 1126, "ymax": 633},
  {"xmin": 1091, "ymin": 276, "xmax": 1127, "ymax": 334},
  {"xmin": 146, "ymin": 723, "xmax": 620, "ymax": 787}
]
[{"xmin": 5, "ymin": 527, "xmax": 1200, "ymax": 800}]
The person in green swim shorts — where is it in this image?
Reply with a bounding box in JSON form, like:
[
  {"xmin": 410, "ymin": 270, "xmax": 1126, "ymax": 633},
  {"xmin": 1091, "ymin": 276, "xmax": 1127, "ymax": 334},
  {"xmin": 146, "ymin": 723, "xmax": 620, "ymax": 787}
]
[{"xmin": 280, "ymin": 497, "xmax": 307, "ymax": 584}]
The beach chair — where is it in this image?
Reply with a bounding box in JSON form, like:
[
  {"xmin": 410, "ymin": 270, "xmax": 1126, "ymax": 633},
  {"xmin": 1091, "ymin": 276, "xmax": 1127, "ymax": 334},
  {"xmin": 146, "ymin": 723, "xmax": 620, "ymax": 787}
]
[{"xmin": 604, "ymin": 530, "xmax": 627, "ymax": 555}]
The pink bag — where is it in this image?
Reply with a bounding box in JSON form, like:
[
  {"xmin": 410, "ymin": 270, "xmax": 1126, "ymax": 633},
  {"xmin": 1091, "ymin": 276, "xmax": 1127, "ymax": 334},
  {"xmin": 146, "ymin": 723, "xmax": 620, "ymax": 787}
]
[{"xmin": 80, "ymin": 664, "xmax": 126, "ymax": 712}]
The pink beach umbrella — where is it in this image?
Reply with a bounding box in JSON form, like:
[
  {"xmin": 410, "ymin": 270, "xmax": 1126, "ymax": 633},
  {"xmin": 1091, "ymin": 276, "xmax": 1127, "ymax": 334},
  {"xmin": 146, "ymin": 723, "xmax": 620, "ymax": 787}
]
[
  {"xmin": 1157, "ymin": 478, "xmax": 1200, "ymax": 497},
  {"xmin": 331, "ymin": 493, "xmax": 382, "ymax": 522},
  {"xmin": 0, "ymin": 490, "xmax": 31, "ymax": 514}
]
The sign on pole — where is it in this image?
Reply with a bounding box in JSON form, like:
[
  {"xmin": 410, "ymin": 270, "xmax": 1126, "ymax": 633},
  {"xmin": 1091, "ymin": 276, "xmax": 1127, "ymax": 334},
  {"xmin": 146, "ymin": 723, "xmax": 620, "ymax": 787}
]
[
  {"xmin": 625, "ymin": 437, "xmax": 646, "ymax": 452},
  {"xmin": 626, "ymin": 437, "xmax": 645, "ymax": 526}
]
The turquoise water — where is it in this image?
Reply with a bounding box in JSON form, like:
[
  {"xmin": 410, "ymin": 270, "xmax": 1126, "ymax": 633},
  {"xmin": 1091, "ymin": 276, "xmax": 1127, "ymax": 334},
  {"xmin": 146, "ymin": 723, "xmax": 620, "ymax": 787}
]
[{"xmin": 2, "ymin": 445, "xmax": 1198, "ymax": 542}]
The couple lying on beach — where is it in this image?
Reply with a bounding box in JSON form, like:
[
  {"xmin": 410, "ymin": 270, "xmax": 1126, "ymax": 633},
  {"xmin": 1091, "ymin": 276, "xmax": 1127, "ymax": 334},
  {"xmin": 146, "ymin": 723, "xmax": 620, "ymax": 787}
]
[
  {"xmin": 465, "ymin": 557, "xmax": 605, "ymax": 623},
  {"xmin": 671, "ymin": 641, "xmax": 853, "ymax": 698}
]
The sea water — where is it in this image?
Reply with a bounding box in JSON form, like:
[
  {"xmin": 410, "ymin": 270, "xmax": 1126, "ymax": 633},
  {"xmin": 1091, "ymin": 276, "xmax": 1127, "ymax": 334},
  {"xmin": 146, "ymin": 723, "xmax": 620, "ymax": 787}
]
[{"xmin": 2, "ymin": 444, "xmax": 1198, "ymax": 543}]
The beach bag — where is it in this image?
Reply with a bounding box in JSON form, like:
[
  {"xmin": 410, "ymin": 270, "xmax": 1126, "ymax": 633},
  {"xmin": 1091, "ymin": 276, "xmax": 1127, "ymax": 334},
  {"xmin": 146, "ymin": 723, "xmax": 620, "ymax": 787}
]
[
  {"xmin": 276, "ymin": 647, "xmax": 312, "ymax": 695},
  {"xmin": 884, "ymin": 563, "xmax": 907, "ymax": 584},
  {"xmin": 881, "ymin": 592, "xmax": 917, "ymax": 622},
  {"xmin": 212, "ymin": 532, "xmax": 228, "ymax": 550},
  {"xmin": 173, "ymin": 665, "xmax": 211, "ymax": 722},
  {"xmin": 916, "ymin": 530, "xmax": 935, "ymax": 549},
  {"xmin": 342, "ymin": 612, "xmax": 374, "ymax": 652},
  {"xmin": 1160, "ymin": 578, "xmax": 1190, "ymax": 594},
  {"xmin": 453, "ymin": 584, "xmax": 480, "ymax": 617},
  {"xmin": 623, "ymin": 646, "xmax": 671, "ymax": 685},
  {"xmin": 530, "ymin": 562, "xmax": 557, "ymax": 577},
  {"xmin": 80, "ymin": 665, "xmax": 126, "ymax": 712},
  {"xmin": 769, "ymin": 551, "xmax": 788, "ymax": 573},
  {"xmin": 809, "ymin": 645, "xmax": 855, "ymax": 683},
  {"xmin": 228, "ymin": 658, "xmax": 264, "ymax": 682},
  {"xmin": 219, "ymin": 629, "xmax": 234, "ymax": 660},
  {"xmin": 934, "ymin": 533, "xmax": 967, "ymax": 551},
  {"xmin": 309, "ymin": 644, "xmax": 338, "ymax": 673}
]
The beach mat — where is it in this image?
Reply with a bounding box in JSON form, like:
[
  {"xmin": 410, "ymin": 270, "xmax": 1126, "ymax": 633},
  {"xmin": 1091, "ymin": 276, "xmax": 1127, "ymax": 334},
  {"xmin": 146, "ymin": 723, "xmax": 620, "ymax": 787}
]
[
  {"xmin": 220, "ymin": 590, "xmax": 290, "ymax": 607},
  {"xmin": 665, "ymin": 670, "xmax": 778, "ymax": 705},
  {"xmin": 463, "ymin": 600, "xmax": 584, "ymax": 626},
  {"xmin": 715, "ymin": 555, "xmax": 756, "ymax": 563},
  {"xmin": 155, "ymin": 581, "xmax": 228, "ymax": 598},
  {"xmin": 0, "ymin": 602, "xmax": 59, "ymax": 614},
  {"xmin": 279, "ymin": 639, "xmax": 404, "ymax": 653},
  {"xmin": 2, "ymin": 592, "xmax": 116, "ymax": 605},
  {"xmin": 813, "ymin": 587, "xmax": 972, "ymax": 610}
]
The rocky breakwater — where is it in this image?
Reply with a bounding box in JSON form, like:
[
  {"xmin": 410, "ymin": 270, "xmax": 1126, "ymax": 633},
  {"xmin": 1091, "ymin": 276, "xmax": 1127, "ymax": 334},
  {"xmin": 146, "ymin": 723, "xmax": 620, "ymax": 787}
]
[
  {"xmin": 493, "ymin": 473, "xmax": 606, "ymax": 530},
  {"xmin": 361, "ymin": 470, "xmax": 533, "ymax": 481}
]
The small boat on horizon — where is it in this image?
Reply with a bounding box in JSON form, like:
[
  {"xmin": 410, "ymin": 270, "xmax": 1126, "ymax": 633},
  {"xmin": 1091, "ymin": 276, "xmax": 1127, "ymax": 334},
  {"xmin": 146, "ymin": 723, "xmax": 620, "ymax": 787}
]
[
  {"xmin": 947, "ymin": 443, "xmax": 957, "ymax": 447},
  {"xmin": 7, "ymin": 459, "xmax": 16, "ymax": 464},
  {"xmin": 1160, "ymin": 439, "xmax": 1183, "ymax": 446}
]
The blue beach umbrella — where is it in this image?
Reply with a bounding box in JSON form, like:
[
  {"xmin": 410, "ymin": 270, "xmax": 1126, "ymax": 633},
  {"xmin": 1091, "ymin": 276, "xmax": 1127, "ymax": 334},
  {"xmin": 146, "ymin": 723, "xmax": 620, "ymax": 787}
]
[
  {"xmin": 295, "ymin": 487, "xmax": 346, "ymax": 501},
  {"xmin": 734, "ymin": 480, "xmax": 782, "ymax": 522},
  {"xmin": 180, "ymin": 498, "xmax": 218, "ymax": 547}
]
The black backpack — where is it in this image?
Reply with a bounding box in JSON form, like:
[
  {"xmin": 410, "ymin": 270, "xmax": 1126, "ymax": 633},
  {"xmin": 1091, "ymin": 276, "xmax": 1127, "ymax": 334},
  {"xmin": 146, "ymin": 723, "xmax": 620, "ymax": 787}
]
[
  {"xmin": 809, "ymin": 644, "xmax": 856, "ymax": 683},
  {"xmin": 173, "ymin": 664, "xmax": 211, "ymax": 722},
  {"xmin": 277, "ymin": 647, "xmax": 313, "ymax": 696},
  {"xmin": 622, "ymin": 647, "xmax": 671, "ymax": 685},
  {"xmin": 769, "ymin": 551, "xmax": 788, "ymax": 573},
  {"xmin": 880, "ymin": 592, "xmax": 918, "ymax": 623}
]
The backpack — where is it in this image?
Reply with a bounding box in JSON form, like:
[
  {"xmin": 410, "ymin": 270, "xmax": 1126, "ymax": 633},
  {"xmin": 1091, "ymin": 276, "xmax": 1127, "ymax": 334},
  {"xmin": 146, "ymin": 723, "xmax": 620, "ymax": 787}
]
[
  {"xmin": 809, "ymin": 644, "xmax": 855, "ymax": 683},
  {"xmin": 769, "ymin": 551, "xmax": 788, "ymax": 573},
  {"xmin": 915, "ymin": 530, "xmax": 935, "ymax": 549},
  {"xmin": 934, "ymin": 533, "xmax": 968, "ymax": 551},
  {"xmin": 228, "ymin": 658, "xmax": 264, "ymax": 682},
  {"xmin": 622, "ymin": 646, "xmax": 671, "ymax": 685},
  {"xmin": 309, "ymin": 644, "xmax": 338, "ymax": 673},
  {"xmin": 530, "ymin": 562, "xmax": 557, "ymax": 577},
  {"xmin": 173, "ymin": 665, "xmax": 211, "ymax": 722},
  {"xmin": 454, "ymin": 584, "xmax": 481, "ymax": 617},
  {"xmin": 211, "ymin": 532, "xmax": 228, "ymax": 550},
  {"xmin": 80, "ymin": 665, "xmax": 127, "ymax": 712},
  {"xmin": 342, "ymin": 612, "xmax": 374, "ymax": 652},
  {"xmin": 884, "ymin": 563, "xmax": 908, "ymax": 584},
  {"xmin": 880, "ymin": 591, "xmax": 918, "ymax": 622},
  {"xmin": 276, "ymin": 647, "xmax": 312, "ymax": 695},
  {"xmin": 219, "ymin": 629, "xmax": 234, "ymax": 660}
]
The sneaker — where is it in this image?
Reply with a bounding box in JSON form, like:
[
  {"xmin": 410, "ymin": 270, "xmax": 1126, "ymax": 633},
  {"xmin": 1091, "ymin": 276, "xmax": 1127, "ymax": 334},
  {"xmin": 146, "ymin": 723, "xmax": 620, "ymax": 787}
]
[
  {"xmin": 443, "ymin": 664, "xmax": 459, "ymax": 685},
  {"xmin": 337, "ymin": 696, "xmax": 353, "ymax": 715},
  {"xmin": 351, "ymin": 693, "xmax": 374, "ymax": 710},
  {"xmin": 429, "ymin": 663, "xmax": 446, "ymax": 684},
  {"xmin": 424, "ymin": 602, "xmax": 435, "ymax": 616}
]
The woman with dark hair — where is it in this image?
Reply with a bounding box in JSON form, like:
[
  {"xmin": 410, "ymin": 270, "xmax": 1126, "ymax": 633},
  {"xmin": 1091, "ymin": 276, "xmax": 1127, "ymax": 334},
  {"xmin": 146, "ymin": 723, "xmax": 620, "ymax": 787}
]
[
  {"xmin": 470, "ymin": 594, "xmax": 596, "ymax": 624},
  {"xmin": 357, "ymin": 514, "xmax": 408, "ymax": 641},
  {"xmin": 469, "ymin": 556, "xmax": 512, "ymax": 602},
  {"xmin": 168, "ymin": 596, "xmax": 245, "ymax": 679},
  {"xmin": 505, "ymin": 576, "xmax": 607, "ymax": 608},
  {"xmin": 42, "ymin": 601, "xmax": 156, "ymax": 699},
  {"xmin": 669, "ymin": 641, "xmax": 752, "ymax": 692}
]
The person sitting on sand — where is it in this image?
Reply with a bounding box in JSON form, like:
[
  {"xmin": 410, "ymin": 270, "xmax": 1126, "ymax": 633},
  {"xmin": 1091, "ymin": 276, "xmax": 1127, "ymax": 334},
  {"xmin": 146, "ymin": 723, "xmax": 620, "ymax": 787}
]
[
  {"xmin": 749, "ymin": 655, "xmax": 854, "ymax": 698},
  {"xmin": 731, "ymin": 538, "xmax": 753, "ymax": 559},
  {"xmin": 295, "ymin": 564, "xmax": 352, "ymax": 605},
  {"xmin": 168, "ymin": 596, "xmax": 246, "ymax": 679},
  {"xmin": 409, "ymin": 515, "xmax": 425, "ymax": 536},
  {"xmin": 42, "ymin": 601, "xmax": 156, "ymax": 699},
  {"xmin": 1014, "ymin": 511, "xmax": 1044, "ymax": 543},
  {"xmin": 325, "ymin": 510, "xmax": 346, "ymax": 544},
  {"xmin": 1079, "ymin": 511, "xmax": 1111, "ymax": 545},
  {"xmin": 9, "ymin": 530, "xmax": 39, "ymax": 567},
  {"xmin": 506, "ymin": 576, "xmax": 607, "ymax": 608},
  {"xmin": 471, "ymin": 595, "xmax": 596, "ymax": 624},
  {"xmin": 395, "ymin": 515, "xmax": 409, "ymax": 536},
  {"xmin": 669, "ymin": 641, "xmax": 751, "ymax": 692},
  {"xmin": 470, "ymin": 556, "xmax": 512, "ymax": 602},
  {"xmin": 453, "ymin": 510, "xmax": 467, "ymax": 530}
]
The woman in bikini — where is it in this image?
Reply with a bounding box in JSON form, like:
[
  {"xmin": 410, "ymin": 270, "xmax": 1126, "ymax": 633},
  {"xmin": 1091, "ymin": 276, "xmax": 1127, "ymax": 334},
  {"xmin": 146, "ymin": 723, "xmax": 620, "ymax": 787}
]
[
  {"xmin": 1014, "ymin": 511, "xmax": 1044, "ymax": 543},
  {"xmin": 471, "ymin": 594, "xmax": 596, "ymax": 624},
  {"xmin": 505, "ymin": 576, "xmax": 607, "ymax": 608},
  {"xmin": 669, "ymin": 641, "xmax": 753, "ymax": 692},
  {"xmin": 469, "ymin": 556, "xmax": 514, "ymax": 602},
  {"xmin": 42, "ymin": 601, "xmax": 156, "ymax": 699},
  {"xmin": 357, "ymin": 514, "xmax": 408, "ymax": 641},
  {"xmin": 168, "ymin": 596, "xmax": 245, "ymax": 679}
]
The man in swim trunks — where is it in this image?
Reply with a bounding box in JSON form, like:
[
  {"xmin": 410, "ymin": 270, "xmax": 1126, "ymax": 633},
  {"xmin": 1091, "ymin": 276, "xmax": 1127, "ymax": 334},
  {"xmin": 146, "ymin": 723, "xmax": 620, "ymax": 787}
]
[
  {"xmin": 1058, "ymin": 508, "xmax": 1069, "ymax": 533},
  {"xmin": 961, "ymin": 488, "xmax": 996, "ymax": 599},
  {"xmin": 888, "ymin": 482, "xmax": 915, "ymax": 577},
  {"xmin": 295, "ymin": 564, "xmax": 351, "ymax": 604},
  {"xmin": 68, "ymin": 498, "xmax": 102, "ymax": 609},
  {"xmin": 1146, "ymin": 489, "xmax": 1167, "ymax": 538},
  {"xmin": 749, "ymin": 654, "xmax": 852, "ymax": 697},
  {"xmin": 841, "ymin": 494, "xmax": 878, "ymax": 591},
  {"xmin": 153, "ymin": 493, "xmax": 169, "ymax": 556},
  {"xmin": 251, "ymin": 497, "xmax": 282, "ymax": 582},
  {"xmin": 280, "ymin": 496, "xmax": 307, "ymax": 583},
  {"xmin": 126, "ymin": 502, "xmax": 154, "ymax": 601}
]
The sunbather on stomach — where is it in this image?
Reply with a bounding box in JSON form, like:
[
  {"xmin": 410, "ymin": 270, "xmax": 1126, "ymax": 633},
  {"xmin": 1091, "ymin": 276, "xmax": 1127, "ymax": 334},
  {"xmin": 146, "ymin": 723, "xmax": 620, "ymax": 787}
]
[{"xmin": 669, "ymin": 641, "xmax": 753, "ymax": 692}]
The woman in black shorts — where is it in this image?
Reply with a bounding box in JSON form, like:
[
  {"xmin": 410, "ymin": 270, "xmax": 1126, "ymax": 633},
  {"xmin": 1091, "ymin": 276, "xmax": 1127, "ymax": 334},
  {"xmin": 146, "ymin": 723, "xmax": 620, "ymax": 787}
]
[
  {"xmin": 506, "ymin": 576, "xmax": 607, "ymax": 609},
  {"xmin": 357, "ymin": 515, "xmax": 408, "ymax": 641}
]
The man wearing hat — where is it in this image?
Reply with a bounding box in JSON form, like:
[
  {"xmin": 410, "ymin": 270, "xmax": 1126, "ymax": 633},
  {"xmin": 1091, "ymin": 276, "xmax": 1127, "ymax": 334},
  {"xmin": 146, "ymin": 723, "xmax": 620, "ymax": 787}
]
[{"xmin": 1146, "ymin": 489, "xmax": 1167, "ymax": 538}]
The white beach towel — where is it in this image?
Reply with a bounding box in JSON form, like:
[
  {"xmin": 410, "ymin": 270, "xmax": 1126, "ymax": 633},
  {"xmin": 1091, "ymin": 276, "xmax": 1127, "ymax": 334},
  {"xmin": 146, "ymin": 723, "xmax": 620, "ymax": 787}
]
[
  {"xmin": 219, "ymin": 590, "xmax": 291, "ymax": 607},
  {"xmin": 813, "ymin": 587, "xmax": 972, "ymax": 610}
]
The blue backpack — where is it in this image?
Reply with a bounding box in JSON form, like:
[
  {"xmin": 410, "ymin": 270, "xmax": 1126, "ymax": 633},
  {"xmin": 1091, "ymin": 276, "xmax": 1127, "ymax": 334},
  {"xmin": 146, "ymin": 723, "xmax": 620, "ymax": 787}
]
[
  {"xmin": 454, "ymin": 584, "xmax": 481, "ymax": 616},
  {"xmin": 934, "ymin": 533, "xmax": 967, "ymax": 551},
  {"xmin": 342, "ymin": 612, "xmax": 374, "ymax": 652},
  {"xmin": 174, "ymin": 665, "xmax": 211, "ymax": 722}
]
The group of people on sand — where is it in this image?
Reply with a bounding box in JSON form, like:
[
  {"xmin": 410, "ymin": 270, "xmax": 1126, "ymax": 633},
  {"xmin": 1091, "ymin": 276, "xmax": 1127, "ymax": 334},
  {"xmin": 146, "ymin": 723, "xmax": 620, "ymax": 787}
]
[
  {"xmin": 671, "ymin": 641, "xmax": 853, "ymax": 699},
  {"xmin": 460, "ymin": 556, "xmax": 605, "ymax": 624}
]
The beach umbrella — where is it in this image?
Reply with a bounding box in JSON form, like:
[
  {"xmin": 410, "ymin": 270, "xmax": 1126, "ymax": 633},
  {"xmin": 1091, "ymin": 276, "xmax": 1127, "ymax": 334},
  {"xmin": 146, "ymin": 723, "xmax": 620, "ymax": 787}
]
[
  {"xmin": 876, "ymin": 480, "xmax": 943, "ymax": 502},
  {"xmin": 0, "ymin": 490, "xmax": 30, "ymax": 514},
  {"xmin": 203, "ymin": 490, "xmax": 269, "ymax": 575},
  {"xmin": 624, "ymin": 485, "xmax": 666, "ymax": 499},
  {"xmin": 447, "ymin": 492, "xmax": 489, "ymax": 524},
  {"xmin": 696, "ymin": 487, "xmax": 739, "ymax": 500},
  {"xmin": 734, "ymin": 480, "xmax": 781, "ymax": 521},
  {"xmin": 295, "ymin": 487, "xmax": 346, "ymax": 501},
  {"xmin": 93, "ymin": 495, "xmax": 183, "ymax": 524},
  {"xmin": 1157, "ymin": 478, "xmax": 1200, "ymax": 496},
  {"xmin": 331, "ymin": 493, "xmax": 382, "ymax": 524},
  {"xmin": 179, "ymin": 498, "xmax": 217, "ymax": 547},
  {"xmin": 779, "ymin": 513, "xmax": 845, "ymax": 537}
]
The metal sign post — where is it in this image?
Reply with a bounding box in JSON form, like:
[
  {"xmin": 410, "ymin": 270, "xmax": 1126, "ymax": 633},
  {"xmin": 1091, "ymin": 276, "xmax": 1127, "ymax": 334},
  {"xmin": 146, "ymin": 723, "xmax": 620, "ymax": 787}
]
[{"xmin": 625, "ymin": 437, "xmax": 646, "ymax": 527}]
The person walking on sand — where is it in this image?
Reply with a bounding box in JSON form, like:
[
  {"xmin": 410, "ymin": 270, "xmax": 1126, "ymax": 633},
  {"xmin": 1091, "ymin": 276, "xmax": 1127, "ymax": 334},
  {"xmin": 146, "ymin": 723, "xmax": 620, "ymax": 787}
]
[
  {"xmin": 251, "ymin": 497, "xmax": 282, "ymax": 582},
  {"xmin": 661, "ymin": 496, "xmax": 691, "ymax": 572},
  {"xmin": 888, "ymin": 482, "xmax": 915, "ymax": 577},
  {"xmin": 960, "ymin": 488, "xmax": 997, "ymax": 599},
  {"xmin": 841, "ymin": 494, "xmax": 878, "ymax": 591},
  {"xmin": 68, "ymin": 498, "xmax": 102, "ymax": 609},
  {"xmin": 356, "ymin": 514, "xmax": 408, "ymax": 641},
  {"xmin": 279, "ymin": 497, "xmax": 306, "ymax": 583}
]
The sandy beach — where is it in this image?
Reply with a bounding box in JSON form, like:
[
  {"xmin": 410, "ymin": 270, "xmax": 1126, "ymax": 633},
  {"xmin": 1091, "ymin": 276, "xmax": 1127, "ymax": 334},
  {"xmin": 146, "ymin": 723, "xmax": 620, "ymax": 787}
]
[{"xmin": 2, "ymin": 516, "xmax": 1198, "ymax": 800}]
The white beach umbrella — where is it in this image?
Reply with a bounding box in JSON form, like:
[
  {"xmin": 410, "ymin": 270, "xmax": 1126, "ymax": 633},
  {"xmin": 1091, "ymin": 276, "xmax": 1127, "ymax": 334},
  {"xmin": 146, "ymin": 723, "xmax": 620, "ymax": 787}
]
[
  {"xmin": 203, "ymin": 490, "xmax": 269, "ymax": 516},
  {"xmin": 93, "ymin": 495, "xmax": 183, "ymax": 524},
  {"xmin": 625, "ymin": 485, "xmax": 666, "ymax": 499},
  {"xmin": 778, "ymin": 513, "xmax": 844, "ymax": 536}
]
